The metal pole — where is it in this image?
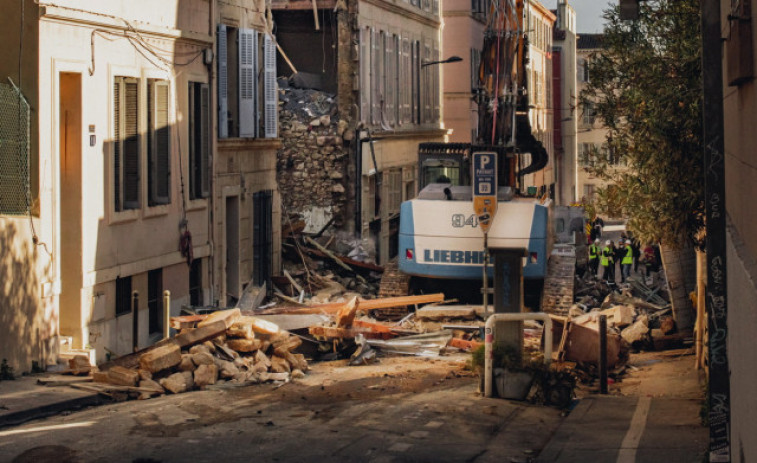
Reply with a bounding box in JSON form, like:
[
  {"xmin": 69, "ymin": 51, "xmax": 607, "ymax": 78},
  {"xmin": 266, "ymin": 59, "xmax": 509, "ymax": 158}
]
[
  {"xmin": 132, "ymin": 290, "xmax": 139, "ymax": 352},
  {"xmin": 701, "ymin": 0, "xmax": 731, "ymax": 460},
  {"xmin": 163, "ymin": 290, "xmax": 171, "ymax": 340},
  {"xmin": 599, "ymin": 314, "xmax": 608, "ymax": 394},
  {"xmin": 483, "ymin": 232, "xmax": 489, "ymax": 313}
]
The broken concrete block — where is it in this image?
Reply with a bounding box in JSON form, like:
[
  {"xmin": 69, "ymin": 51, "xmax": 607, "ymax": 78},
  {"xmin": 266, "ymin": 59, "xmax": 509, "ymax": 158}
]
[
  {"xmin": 271, "ymin": 334, "xmax": 302, "ymax": 353},
  {"xmin": 227, "ymin": 338, "xmax": 263, "ymax": 353},
  {"xmin": 193, "ymin": 364, "xmax": 218, "ymax": 388},
  {"xmin": 139, "ymin": 344, "xmax": 182, "ymax": 374},
  {"xmin": 233, "ymin": 356, "xmax": 250, "ymax": 370},
  {"xmin": 68, "ymin": 355, "xmax": 92, "ymax": 375},
  {"xmin": 92, "ymin": 370, "xmax": 109, "ymax": 383},
  {"xmin": 189, "ymin": 344, "xmax": 210, "ymax": 355},
  {"xmin": 202, "ymin": 341, "xmax": 217, "ymax": 354},
  {"xmin": 191, "ymin": 351, "xmax": 215, "ymax": 366},
  {"xmin": 227, "ymin": 319, "xmax": 256, "ymax": 340},
  {"xmin": 139, "ymin": 378, "xmax": 165, "ymax": 396},
  {"xmin": 270, "ymin": 355, "xmax": 291, "ymax": 373},
  {"xmin": 602, "ymin": 305, "xmax": 635, "ymax": 328},
  {"xmin": 621, "ymin": 315, "xmax": 650, "ymax": 345},
  {"xmin": 254, "ymin": 349, "xmax": 272, "ymax": 368},
  {"xmin": 182, "ymin": 370, "xmax": 195, "ymax": 391},
  {"xmin": 262, "ymin": 372, "xmax": 290, "ymax": 382},
  {"xmin": 107, "ymin": 366, "xmax": 140, "ymax": 387},
  {"xmin": 173, "ymin": 321, "xmax": 228, "ymax": 349},
  {"xmin": 291, "ymin": 369, "xmax": 306, "ymax": 379},
  {"xmin": 320, "ymin": 115, "xmax": 331, "ymax": 126},
  {"xmin": 197, "ymin": 308, "xmax": 241, "ymax": 330},
  {"xmin": 416, "ymin": 306, "xmax": 477, "ymax": 321},
  {"xmin": 137, "ymin": 369, "xmax": 153, "ymax": 381},
  {"xmin": 560, "ymin": 322, "xmax": 622, "ymax": 368},
  {"xmin": 178, "ymin": 354, "xmax": 196, "ymax": 372},
  {"xmin": 160, "ymin": 372, "xmax": 190, "ymax": 394},
  {"xmin": 214, "ymin": 358, "xmax": 240, "ymax": 379}
]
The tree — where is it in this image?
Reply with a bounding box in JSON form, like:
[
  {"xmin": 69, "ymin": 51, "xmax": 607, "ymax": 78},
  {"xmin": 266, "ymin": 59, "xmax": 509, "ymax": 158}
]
[{"xmin": 581, "ymin": 0, "xmax": 703, "ymax": 247}]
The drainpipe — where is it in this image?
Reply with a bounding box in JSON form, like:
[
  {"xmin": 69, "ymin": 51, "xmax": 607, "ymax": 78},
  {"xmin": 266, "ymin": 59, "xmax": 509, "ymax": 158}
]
[{"xmin": 484, "ymin": 312, "xmax": 553, "ymax": 398}]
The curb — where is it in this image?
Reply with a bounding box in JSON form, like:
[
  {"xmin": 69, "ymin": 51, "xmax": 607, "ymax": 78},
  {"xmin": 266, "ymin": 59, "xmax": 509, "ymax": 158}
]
[{"xmin": 0, "ymin": 394, "xmax": 109, "ymax": 430}]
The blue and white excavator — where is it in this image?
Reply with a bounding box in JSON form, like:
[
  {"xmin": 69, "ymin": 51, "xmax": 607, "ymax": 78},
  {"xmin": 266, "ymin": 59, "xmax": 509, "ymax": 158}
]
[{"xmin": 380, "ymin": 0, "xmax": 554, "ymax": 308}]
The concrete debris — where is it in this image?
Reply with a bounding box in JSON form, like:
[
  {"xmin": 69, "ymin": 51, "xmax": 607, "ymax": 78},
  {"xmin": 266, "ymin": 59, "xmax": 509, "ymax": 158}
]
[
  {"xmin": 621, "ymin": 315, "xmax": 650, "ymax": 345},
  {"xmin": 75, "ymin": 310, "xmax": 309, "ymax": 401}
]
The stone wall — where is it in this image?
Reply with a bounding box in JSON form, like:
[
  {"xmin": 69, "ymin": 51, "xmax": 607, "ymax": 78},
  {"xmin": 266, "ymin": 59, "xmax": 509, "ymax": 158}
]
[{"xmin": 277, "ymin": 86, "xmax": 351, "ymax": 227}]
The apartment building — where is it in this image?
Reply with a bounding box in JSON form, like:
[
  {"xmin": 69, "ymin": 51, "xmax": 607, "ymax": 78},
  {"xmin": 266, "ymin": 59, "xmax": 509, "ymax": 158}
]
[
  {"xmin": 271, "ymin": 0, "xmax": 446, "ymax": 264},
  {"xmin": 0, "ymin": 0, "xmax": 278, "ymax": 371}
]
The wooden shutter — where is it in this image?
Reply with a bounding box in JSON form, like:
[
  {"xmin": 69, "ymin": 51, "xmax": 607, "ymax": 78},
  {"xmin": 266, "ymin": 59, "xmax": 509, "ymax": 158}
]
[
  {"xmin": 239, "ymin": 28, "xmax": 257, "ymax": 138},
  {"xmin": 123, "ymin": 79, "xmax": 140, "ymax": 210},
  {"xmin": 360, "ymin": 28, "xmax": 370, "ymax": 123},
  {"xmin": 264, "ymin": 33, "xmax": 278, "ymax": 138},
  {"xmin": 200, "ymin": 83, "xmax": 210, "ymax": 197},
  {"xmin": 401, "ymin": 37, "xmax": 410, "ymax": 124},
  {"xmin": 114, "ymin": 79, "xmax": 122, "ymax": 211},
  {"xmin": 217, "ymin": 24, "xmax": 228, "ymax": 139},
  {"xmin": 150, "ymin": 80, "xmax": 170, "ymax": 205}
]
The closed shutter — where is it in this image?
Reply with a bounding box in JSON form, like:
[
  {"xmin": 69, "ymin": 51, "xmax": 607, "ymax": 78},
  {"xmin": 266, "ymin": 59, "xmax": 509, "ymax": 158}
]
[
  {"xmin": 264, "ymin": 33, "xmax": 278, "ymax": 138},
  {"xmin": 371, "ymin": 28, "xmax": 380, "ymax": 125},
  {"xmin": 239, "ymin": 28, "xmax": 257, "ymax": 138},
  {"xmin": 123, "ymin": 79, "xmax": 140, "ymax": 210},
  {"xmin": 401, "ymin": 37, "xmax": 410, "ymax": 124},
  {"xmin": 384, "ymin": 34, "xmax": 394, "ymax": 126},
  {"xmin": 433, "ymin": 42, "xmax": 440, "ymax": 122},
  {"xmin": 200, "ymin": 83, "xmax": 210, "ymax": 197},
  {"xmin": 423, "ymin": 43, "xmax": 431, "ymax": 123},
  {"xmin": 114, "ymin": 80, "xmax": 122, "ymax": 211},
  {"xmin": 150, "ymin": 81, "xmax": 170, "ymax": 205},
  {"xmin": 217, "ymin": 24, "xmax": 228, "ymax": 138},
  {"xmin": 360, "ymin": 28, "xmax": 370, "ymax": 123}
]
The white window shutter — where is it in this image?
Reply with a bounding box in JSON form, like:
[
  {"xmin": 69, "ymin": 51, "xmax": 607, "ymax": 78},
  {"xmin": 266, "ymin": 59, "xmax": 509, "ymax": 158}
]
[
  {"xmin": 360, "ymin": 28, "xmax": 370, "ymax": 123},
  {"xmin": 264, "ymin": 33, "xmax": 278, "ymax": 138},
  {"xmin": 239, "ymin": 28, "xmax": 257, "ymax": 138},
  {"xmin": 371, "ymin": 28, "xmax": 380, "ymax": 125},
  {"xmin": 151, "ymin": 80, "xmax": 171, "ymax": 204},
  {"xmin": 113, "ymin": 79, "xmax": 122, "ymax": 211},
  {"xmin": 217, "ymin": 24, "xmax": 228, "ymax": 139}
]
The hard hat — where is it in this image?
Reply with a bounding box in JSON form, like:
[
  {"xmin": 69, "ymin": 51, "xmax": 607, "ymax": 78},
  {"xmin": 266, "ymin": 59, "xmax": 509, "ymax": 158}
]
[
  {"xmin": 594, "ymin": 239, "xmax": 600, "ymax": 244},
  {"xmin": 626, "ymin": 239, "xmax": 632, "ymax": 244},
  {"xmin": 605, "ymin": 240, "xmax": 611, "ymax": 246}
]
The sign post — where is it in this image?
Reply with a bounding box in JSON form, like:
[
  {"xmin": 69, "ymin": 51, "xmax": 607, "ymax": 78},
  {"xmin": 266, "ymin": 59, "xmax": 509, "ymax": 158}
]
[{"xmin": 472, "ymin": 152, "xmax": 498, "ymax": 313}]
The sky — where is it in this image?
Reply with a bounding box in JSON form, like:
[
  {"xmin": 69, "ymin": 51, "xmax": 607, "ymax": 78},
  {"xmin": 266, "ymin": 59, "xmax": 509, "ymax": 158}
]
[{"xmin": 541, "ymin": 0, "xmax": 616, "ymax": 34}]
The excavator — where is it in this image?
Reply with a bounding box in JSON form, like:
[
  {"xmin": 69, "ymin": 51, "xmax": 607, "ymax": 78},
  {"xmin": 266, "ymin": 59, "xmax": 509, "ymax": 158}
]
[{"xmin": 380, "ymin": 0, "xmax": 553, "ymax": 308}]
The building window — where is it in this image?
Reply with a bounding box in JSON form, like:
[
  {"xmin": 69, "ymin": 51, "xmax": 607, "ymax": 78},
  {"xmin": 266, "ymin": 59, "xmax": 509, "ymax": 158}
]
[
  {"xmin": 385, "ymin": 169, "xmax": 403, "ymax": 215},
  {"xmin": 147, "ymin": 80, "xmax": 170, "ymax": 206},
  {"xmin": 189, "ymin": 82, "xmax": 210, "ymax": 199},
  {"xmin": 113, "ymin": 77, "xmax": 140, "ymax": 211},
  {"xmin": 470, "ymin": 48, "xmax": 482, "ymax": 93},
  {"xmin": 582, "ymin": 101, "xmax": 596, "ymax": 126},
  {"xmin": 115, "ymin": 276, "xmax": 132, "ymax": 316},
  {"xmin": 217, "ymin": 25, "xmax": 277, "ymax": 139},
  {"xmin": 189, "ymin": 259, "xmax": 203, "ymax": 306},
  {"xmin": 583, "ymin": 183, "xmax": 595, "ymax": 202},
  {"xmin": 147, "ymin": 269, "xmax": 163, "ymax": 335}
]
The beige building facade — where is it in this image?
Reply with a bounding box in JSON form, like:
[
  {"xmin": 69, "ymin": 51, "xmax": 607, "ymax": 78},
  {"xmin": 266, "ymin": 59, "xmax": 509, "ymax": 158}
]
[
  {"xmin": 720, "ymin": 0, "xmax": 757, "ymax": 458},
  {"xmin": 551, "ymin": 0, "xmax": 577, "ymax": 205},
  {"xmin": 522, "ymin": 0, "xmax": 556, "ymax": 196},
  {"xmin": 0, "ymin": 0, "xmax": 279, "ymax": 372}
]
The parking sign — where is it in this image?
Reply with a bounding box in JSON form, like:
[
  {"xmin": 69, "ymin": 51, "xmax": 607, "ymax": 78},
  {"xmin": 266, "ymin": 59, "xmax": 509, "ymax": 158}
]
[{"xmin": 472, "ymin": 152, "xmax": 497, "ymax": 233}]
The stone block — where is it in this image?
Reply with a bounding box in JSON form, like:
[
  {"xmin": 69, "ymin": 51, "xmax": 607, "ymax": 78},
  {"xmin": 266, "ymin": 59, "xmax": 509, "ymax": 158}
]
[{"xmin": 139, "ymin": 344, "xmax": 182, "ymax": 374}]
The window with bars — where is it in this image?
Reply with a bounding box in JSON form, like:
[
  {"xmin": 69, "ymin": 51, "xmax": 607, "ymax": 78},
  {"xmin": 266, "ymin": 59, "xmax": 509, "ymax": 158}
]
[
  {"xmin": 113, "ymin": 76, "xmax": 140, "ymax": 211},
  {"xmin": 217, "ymin": 25, "xmax": 278, "ymax": 139},
  {"xmin": 189, "ymin": 81, "xmax": 210, "ymax": 199}
]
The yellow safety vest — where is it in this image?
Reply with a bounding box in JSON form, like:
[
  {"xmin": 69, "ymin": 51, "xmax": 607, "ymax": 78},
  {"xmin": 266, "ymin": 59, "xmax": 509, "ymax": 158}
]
[
  {"xmin": 589, "ymin": 244, "xmax": 599, "ymax": 260},
  {"xmin": 622, "ymin": 245, "xmax": 633, "ymax": 265},
  {"xmin": 601, "ymin": 247, "xmax": 613, "ymax": 266}
]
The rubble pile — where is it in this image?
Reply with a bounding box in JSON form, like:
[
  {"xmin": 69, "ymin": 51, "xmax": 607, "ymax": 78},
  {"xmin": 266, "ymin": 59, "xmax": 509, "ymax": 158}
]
[
  {"xmin": 65, "ymin": 309, "xmax": 307, "ymax": 400},
  {"xmin": 277, "ymin": 82, "xmax": 351, "ymax": 224},
  {"xmin": 555, "ymin": 273, "xmax": 680, "ymax": 384}
]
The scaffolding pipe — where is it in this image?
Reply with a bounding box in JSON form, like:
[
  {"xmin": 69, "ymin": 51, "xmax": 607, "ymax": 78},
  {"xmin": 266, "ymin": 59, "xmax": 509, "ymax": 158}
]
[
  {"xmin": 163, "ymin": 290, "xmax": 171, "ymax": 340},
  {"xmin": 484, "ymin": 312, "xmax": 552, "ymax": 398}
]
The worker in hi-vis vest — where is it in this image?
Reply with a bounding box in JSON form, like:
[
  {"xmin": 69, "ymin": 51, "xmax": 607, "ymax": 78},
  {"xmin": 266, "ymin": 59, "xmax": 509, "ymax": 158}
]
[
  {"xmin": 601, "ymin": 240, "xmax": 614, "ymax": 284},
  {"xmin": 588, "ymin": 239, "xmax": 600, "ymax": 276},
  {"xmin": 621, "ymin": 239, "xmax": 634, "ymax": 283}
]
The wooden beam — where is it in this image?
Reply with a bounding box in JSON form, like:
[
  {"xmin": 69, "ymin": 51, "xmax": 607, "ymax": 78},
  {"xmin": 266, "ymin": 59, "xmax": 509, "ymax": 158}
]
[{"xmin": 260, "ymin": 293, "xmax": 446, "ymax": 315}]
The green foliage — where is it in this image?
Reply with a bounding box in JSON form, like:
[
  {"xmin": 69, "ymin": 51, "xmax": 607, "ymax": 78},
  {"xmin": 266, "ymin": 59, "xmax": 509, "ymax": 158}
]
[
  {"xmin": 469, "ymin": 343, "xmax": 545, "ymax": 372},
  {"xmin": 0, "ymin": 359, "xmax": 15, "ymax": 381},
  {"xmin": 581, "ymin": 0, "xmax": 704, "ymax": 248}
]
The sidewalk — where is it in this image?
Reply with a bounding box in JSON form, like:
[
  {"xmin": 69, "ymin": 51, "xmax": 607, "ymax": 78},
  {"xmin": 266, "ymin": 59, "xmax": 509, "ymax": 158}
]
[
  {"xmin": 0, "ymin": 374, "xmax": 106, "ymax": 429},
  {"xmin": 537, "ymin": 349, "xmax": 708, "ymax": 462}
]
